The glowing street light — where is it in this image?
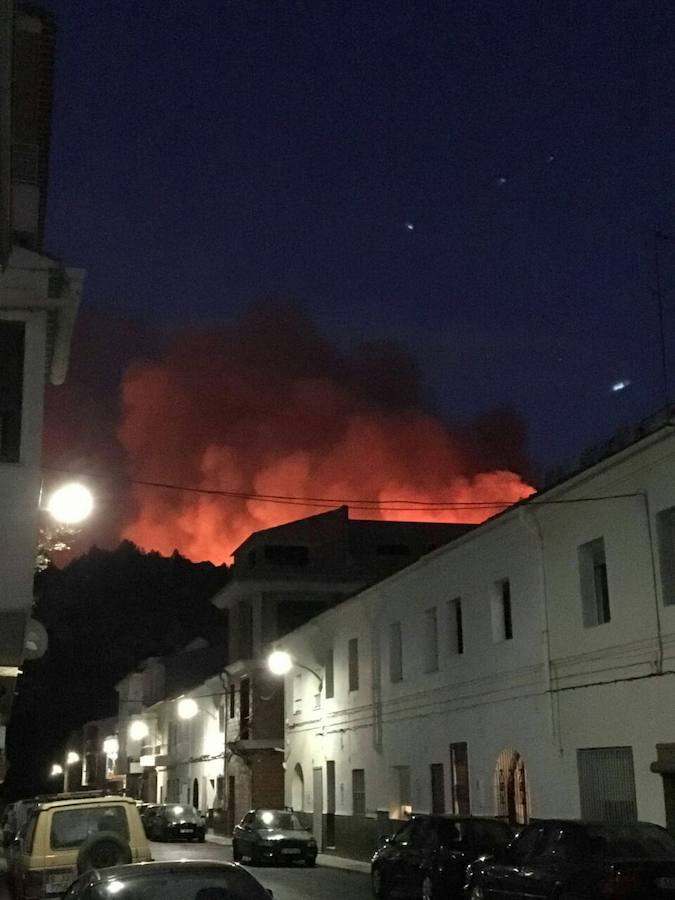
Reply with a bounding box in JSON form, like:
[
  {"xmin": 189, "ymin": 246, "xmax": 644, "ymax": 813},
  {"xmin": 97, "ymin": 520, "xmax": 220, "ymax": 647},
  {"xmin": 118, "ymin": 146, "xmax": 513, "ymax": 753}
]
[
  {"xmin": 128, "ymin": 719, "xmax": 149, "ymax": 741},
  {"xmin": 66, "ymin": 751, "xmax": 80, "ymax": 765},
  {"xmin": 177, "ymin": 697, "xmax": 199, "ymax": 720},
  {"xmin": 50, "ymin": 763, "xmax": 63, "ymax": 777},
  {"xmin": 46, "ymin": 482, "xmax": 94, "ymax": 525},
  {"xmin": 267, "ymin": 650, "xmax": 323, "ymax": 691}
]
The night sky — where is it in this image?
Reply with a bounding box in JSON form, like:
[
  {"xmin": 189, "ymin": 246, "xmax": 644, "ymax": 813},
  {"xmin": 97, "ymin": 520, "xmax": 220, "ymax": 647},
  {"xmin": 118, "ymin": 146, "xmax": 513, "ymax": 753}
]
[{"xmin": 35, "ymin": 1, "xmax": 675, "ymax": 561}]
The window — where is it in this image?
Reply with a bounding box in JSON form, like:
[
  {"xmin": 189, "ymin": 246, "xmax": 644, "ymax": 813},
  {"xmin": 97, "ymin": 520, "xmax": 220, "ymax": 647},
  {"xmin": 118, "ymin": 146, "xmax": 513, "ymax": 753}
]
[
  {"xmin": 492, "ymin": 579, "xmax": 513, "ymax": 642},
  {"xmin": 449, "ymin": 742, "xmax": 470, "ymax": 814},
  {"xmin": 168, "ymin": 722, "xmax": 177, "ymax": 751},
  {"xmin": 229, "ymin": 684, "xmax": 235, "ymax": 718},
  {"xmin": 352, "ymin": 769, "xmax": 366, "ymax": 816},
  {"xmin": 430, "ymin": 763, "xmax": 445, "ymax": 813},
  {"xmin": 293, "ymin": 673, "xmax": 302, "ymax": 715},
  {"xmin": 423, "ymin": 607, "xmax": 439, "ymax": 672},
  {"xmin": 389, "ymin": 621, "xmax": 403, "ymax": 682},
  {"xmin": 449, "ymin": 597, "xmax": 463, "ymax": 655},
  {"xmin": 658, "ymin": 508, "xmax": 675, "ymax": 605},
  {"xmin": 325, "ymin": 648, "xmax": 334, "ymax": 699},
  {"xmin": 0, "ymin": 320, "xmax": 25, "ymax": 463},
  {"xmin": 264, "ymin": 544, "xmax": 309, "ymax": 566},
  {"xmin": 218, "ymin": 704, "xmax": 225, "ymax": 733},
  {"xmin": 239, "ymin": 677, "xmax": 250, "ymax": 739},
  {"xmin": 577, "ymin": 747, "xmax": 637, "ymax": 824},
  {"xmin": 51, "ymin": 806, "xmax": 129, "ymax": 849},
  {"xmin": 348, "ymin": 638, "xmax": 359, "ymax": 691},
  {"xmin": 579, "ymin": 538, "xmax": 611, "ymax": 626}
]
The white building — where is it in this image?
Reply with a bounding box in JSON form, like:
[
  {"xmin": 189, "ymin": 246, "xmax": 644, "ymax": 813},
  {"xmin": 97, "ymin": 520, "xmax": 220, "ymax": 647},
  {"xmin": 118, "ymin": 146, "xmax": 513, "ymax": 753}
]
[
  {"xmin": 276, "ymin": 413, "xmax": 675, "ymax": 859},
  {"xmin": 1, "ymin": 1, "xmax": 83, "ymax": 780},
  {"xmin": 113, "ymin": 642, "xmax": 226, "ymax": 814}
]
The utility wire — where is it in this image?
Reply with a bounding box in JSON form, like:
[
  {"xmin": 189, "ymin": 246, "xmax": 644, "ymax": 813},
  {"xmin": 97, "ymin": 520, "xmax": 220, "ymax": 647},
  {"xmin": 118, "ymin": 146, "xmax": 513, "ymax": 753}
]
[{"xmin": 41, "ymin": 465, "xmax": 646, "ymax": 513}]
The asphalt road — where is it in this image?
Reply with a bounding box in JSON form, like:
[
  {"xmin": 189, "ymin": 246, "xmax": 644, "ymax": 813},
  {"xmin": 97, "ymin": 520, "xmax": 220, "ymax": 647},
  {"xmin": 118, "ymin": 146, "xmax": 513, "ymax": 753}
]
[
  {"xmin": 0, "ymin": 838, "xmax": 373, "ymax": 900},
  {"xmin": 149, "ymin": 839, "xmax": 373, "ymax": 900}
]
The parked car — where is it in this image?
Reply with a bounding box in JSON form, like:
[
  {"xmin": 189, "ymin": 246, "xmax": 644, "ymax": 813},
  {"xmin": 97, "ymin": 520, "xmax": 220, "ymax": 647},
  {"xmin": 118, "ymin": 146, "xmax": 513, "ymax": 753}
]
[
  {"xmin": 465, "ymin": 818, "xmax": 675, "ymax": 899},
  {"xmin": 139, "ymin": 804, "xmax": 159, "ymax": 836},
  {"xmin": 59, "ymin": 860, "xmax": 273, "ymax": 900},
  {"xmin": 232, "ymin": 808, "xmax": 318, "ymax": 866},
  {"xmin": 8, "ymin": 791, "xmax": 151, "ymax": 900},
  {"xmin": 371, "ymin": 814, "xmax": 513, "ymax": 899},
  {"xmin": 146, "ymin": 803, "xmax": 206, "ymax": 842}
]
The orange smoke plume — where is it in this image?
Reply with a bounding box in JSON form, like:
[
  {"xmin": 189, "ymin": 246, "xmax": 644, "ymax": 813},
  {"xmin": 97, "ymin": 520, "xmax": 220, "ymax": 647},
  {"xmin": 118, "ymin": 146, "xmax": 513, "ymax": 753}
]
[{"xmin": 116, "ymin": 302, "xmax": 535, "ymax": 564}]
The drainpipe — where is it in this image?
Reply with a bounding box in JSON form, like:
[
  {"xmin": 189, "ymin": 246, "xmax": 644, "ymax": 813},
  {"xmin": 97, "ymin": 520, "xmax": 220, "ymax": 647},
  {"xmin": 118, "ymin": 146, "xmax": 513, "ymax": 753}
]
[
  {"xmin": 519, "ymin": 508, "xmax": 561, "ymax": 754},
  {"xmin": 640, "ymin": 490, "xmax": 664, "ymax": 675}
]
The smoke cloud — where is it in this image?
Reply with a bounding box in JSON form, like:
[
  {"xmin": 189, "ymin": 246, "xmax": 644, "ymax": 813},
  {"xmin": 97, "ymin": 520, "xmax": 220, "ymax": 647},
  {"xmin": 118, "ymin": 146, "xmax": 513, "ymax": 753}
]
[{"xmin": 114, "ymin": 301, "xmax": 535, "ymax": 563}]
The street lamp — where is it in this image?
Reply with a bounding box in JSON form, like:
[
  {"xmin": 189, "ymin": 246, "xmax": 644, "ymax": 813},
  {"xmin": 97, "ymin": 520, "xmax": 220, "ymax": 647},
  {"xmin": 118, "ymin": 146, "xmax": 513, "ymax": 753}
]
[
  {"xmin": 45, "ymin": 482, "xmax": 94, "ymax": 525},
  {"xmin": 128, "ymin": 719, "xmax": 149, "ymax": 741},
  {"xmin": 267, "ymin": 650, "xmax": 323, "ymax": 691},
  {"xmin": 63, "ymin": 750, "xmax": 80, "ymax": 791},
  {"xmin": 50, "ymin": 763, "xmax": 63, "ymax": 778}
]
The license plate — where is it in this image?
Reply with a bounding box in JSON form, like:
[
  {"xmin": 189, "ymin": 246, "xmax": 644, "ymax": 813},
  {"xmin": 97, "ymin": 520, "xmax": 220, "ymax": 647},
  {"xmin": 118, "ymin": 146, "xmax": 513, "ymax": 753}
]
[
  {"xmin": 46, "ymin": 872, "xmax": 76, "ymax": 894},
  {"xmin": 179, "ymin": 828, "xmax": 192, "ymax": 834},
  {"xmin": 657, "ymin": 877, "xmax": 675, "ymax": 889},
  {"xmin": 281, "ymin": 848, "xmax": 301, "ymax": 854}
]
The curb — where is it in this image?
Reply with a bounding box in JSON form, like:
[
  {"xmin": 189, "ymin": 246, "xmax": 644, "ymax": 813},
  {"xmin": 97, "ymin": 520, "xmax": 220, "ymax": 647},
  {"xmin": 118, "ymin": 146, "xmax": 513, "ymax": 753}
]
[{"xmin": 205, "ymin": 833, "xmax": 370, "ymax": 874}]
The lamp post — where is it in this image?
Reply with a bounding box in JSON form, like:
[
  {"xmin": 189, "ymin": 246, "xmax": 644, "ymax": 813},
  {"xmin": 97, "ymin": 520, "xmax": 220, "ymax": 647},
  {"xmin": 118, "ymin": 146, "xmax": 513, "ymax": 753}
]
[
  {"xmin": 63, "ymin": 751, "xmax": 80, "ymax": 792},
  {"xmin": 267, "ymin": 650, "xmax": 323, "ymax": 691}
]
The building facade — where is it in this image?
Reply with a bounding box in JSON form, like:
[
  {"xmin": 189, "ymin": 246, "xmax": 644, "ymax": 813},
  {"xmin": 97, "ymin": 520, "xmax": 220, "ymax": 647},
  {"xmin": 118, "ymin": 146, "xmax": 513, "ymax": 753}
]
[
  {"xmin": 0, "ymin": 1, "xmax": 83, "ymax": 781},
  {"xmin": 210, "ymin": 506, "xmax": 472, "ymax": 832},
  {"xmin": 277, "ymin": 415, "xmax": 675, "ymax": 859}
]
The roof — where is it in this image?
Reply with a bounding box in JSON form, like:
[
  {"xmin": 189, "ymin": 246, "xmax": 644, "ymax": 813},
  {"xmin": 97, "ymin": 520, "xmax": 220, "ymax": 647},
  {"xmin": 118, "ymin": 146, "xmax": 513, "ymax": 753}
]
[{"xmin": 233, "ymin": 505, "xmax": 472, "ymax": 555}]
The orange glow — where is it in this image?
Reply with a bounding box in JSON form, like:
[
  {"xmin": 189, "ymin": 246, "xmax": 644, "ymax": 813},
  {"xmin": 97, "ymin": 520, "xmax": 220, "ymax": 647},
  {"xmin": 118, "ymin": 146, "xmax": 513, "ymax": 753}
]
[{"xmin": 118, "ymin": 305, "xmax": 535, "ymax": 563}]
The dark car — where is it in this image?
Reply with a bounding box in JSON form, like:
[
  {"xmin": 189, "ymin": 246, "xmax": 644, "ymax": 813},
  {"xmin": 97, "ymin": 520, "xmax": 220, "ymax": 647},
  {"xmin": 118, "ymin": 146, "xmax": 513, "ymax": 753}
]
[
  {"xmin": 60, "ymin": 860, "xmax": 273, "ymax": 900},
  {"xmin": 147, "ymin": 803, "xmax": 206, "ymax": 842},
  {"xmin": 371, "ymin": 814, "xmax": 513, "ymax": 899},
  {"xmin": 140, "ymin": 804, "xmax": 160, "ymax": 836},
  {"xmin": 232, "ymin": 808, "xmax": 317, "ymax": 866},
  {"xmin": 465, "ymin": 818, "xmax": 675, "ymax": 899}
]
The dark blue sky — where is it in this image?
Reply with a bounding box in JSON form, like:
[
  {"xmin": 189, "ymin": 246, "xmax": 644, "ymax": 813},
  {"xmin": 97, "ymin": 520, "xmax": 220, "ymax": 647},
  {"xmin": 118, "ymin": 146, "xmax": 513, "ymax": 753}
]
[{"xmin": 40, "ymin": 0, "xmax": 675, "ymax": 473}]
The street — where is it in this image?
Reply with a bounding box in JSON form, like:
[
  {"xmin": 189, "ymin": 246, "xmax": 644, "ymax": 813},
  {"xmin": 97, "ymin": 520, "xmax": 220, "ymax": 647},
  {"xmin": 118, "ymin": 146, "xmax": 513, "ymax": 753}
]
[{"xmin": 0, "ymin": 840, "xmax": 373, "ymax": 900}]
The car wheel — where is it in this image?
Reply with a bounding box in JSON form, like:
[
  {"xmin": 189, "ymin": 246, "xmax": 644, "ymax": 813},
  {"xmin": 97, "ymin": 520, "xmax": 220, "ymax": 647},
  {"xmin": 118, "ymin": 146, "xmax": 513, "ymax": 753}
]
[
  {"xmin": 198, "ymin": 833, "xmax": 206, "ymax": 843},
  {"xmin": 371, "ymin": 864, "xmax": 388, "ymax": 899},
  {"xmin": 306, "ymin": 856, "xmax": 316, "ymax": 868},
  {"xmin": 232, "ymin": 840, "xmax": 242, "ymax": 862},
  {"xmin": 76, "ymin": 833, "xmax": 132, "ymax": 874},
  {"xmin": 421, "ymin": 874, "xmax": 433, "ymax": 900}
]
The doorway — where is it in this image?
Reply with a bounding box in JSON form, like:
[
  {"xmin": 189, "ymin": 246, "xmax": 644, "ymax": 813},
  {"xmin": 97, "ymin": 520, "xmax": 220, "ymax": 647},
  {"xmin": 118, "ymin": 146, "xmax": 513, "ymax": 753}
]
[{"xmin": 312, "ymin": 768, "xmax": 323, "ymax": 849}]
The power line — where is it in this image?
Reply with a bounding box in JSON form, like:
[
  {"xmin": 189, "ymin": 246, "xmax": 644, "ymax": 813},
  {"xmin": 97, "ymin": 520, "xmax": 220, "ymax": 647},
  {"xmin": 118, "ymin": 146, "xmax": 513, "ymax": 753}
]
[{"xmin": 40, "ymin": 465, "xmax": 649, "ymax": 514}]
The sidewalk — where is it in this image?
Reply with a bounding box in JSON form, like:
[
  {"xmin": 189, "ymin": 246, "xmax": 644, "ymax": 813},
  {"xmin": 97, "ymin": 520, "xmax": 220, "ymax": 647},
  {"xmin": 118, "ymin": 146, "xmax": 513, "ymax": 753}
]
[{"xmin": 205, "ymin": 831, "xmax": 371, "ymax": 874}]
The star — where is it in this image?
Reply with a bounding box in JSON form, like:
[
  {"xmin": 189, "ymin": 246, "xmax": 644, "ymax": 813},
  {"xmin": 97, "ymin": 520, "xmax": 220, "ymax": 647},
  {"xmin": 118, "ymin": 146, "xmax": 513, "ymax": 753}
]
[{"xmin": 404, "ymin": 221, "xmax": 415, "ymax": 231}]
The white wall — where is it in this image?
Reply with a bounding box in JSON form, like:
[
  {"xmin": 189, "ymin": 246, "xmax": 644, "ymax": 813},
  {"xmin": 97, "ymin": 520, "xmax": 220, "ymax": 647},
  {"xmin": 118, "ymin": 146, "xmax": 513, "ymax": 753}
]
[{"xmin": 281, "ymin": 426, "xmax": 675, "ymax": 833}]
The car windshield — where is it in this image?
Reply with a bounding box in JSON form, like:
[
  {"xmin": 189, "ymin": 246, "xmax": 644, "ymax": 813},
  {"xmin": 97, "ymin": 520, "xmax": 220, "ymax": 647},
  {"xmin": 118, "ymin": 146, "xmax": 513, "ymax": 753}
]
[
  {"xmin": 254, "ymin": 810, "xmax": 303, "ymax": 830},
  {"xmin": 89, "ymin": 871, "xmax": 270, "ymax": 900},
  {"xmin": 165, "ymin": 806, "xmax": 201, "ymax": 823},
  {"xmin": 585, "ymin": 823, "xmax": 675, "ymax": 859}
]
